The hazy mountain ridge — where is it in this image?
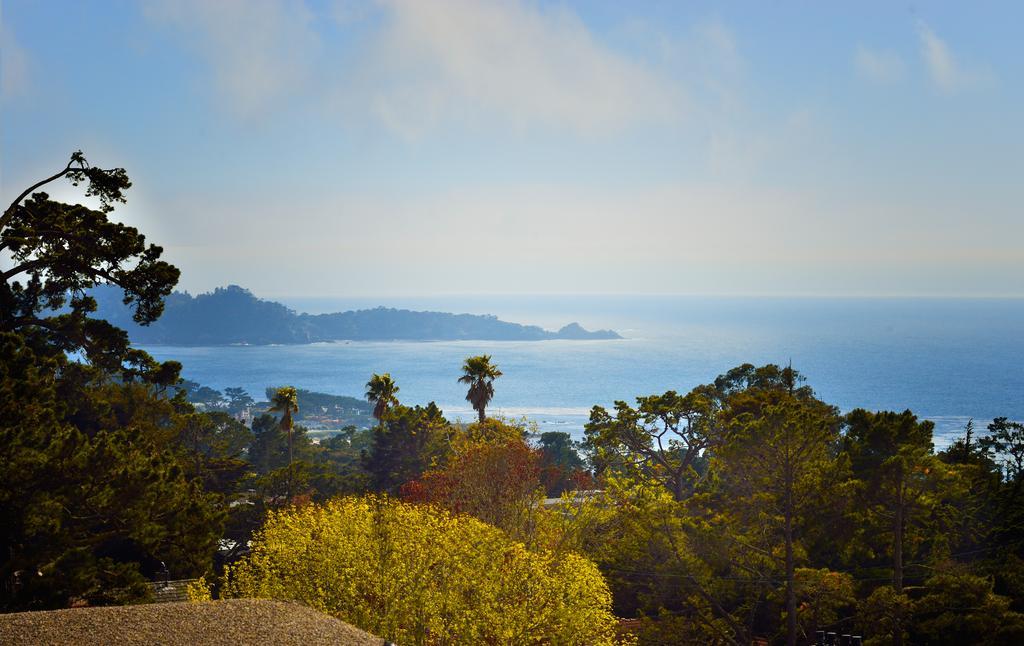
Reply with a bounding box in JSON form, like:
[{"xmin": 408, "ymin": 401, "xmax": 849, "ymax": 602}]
[{"xmin": 90, "ymin": 285, "xmax": 621, "ymax": 345}]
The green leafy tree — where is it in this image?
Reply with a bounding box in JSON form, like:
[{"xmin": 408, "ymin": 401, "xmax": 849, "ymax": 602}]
[
  {"xmin": 716, "ymin": 388, "xmax": 842, "ymax": 646},
  {"xmin": 793, "ymin": 568, "xmax": 855, "ymax": 641},
  {"xmin": 1, "ymin": 151, "xmax": 179, "ymax": 384},
  {"xmin": 980, "ymin": 417, "xmax": 1024, "ymax": 491},
  {"xmin": 858, "ymin": 585, "xmax": 913, "ymax": 646},
  {"xmin": 575, "ymin": 365, "xmax": 839, "ymax": 644},
  {"xmin": 247, "ymin": 413, "xmax": 313, "ymax": 471},
  {"xmin": 0, "ymin": 154, "xmax": 225, "ymax": 609},
  {"xmin": 178, "ymin": 379, "xmax": 225, "ymax": 409},
  {"xmin": 842, "ymin": 409, "xmax": 954, "ymax": 646},
  {"xmin": 570, "ymin": 474, "xmax": 754, "ymax": 644},
  {"xmin": 310, "ymin": 426, "xmax": 374, "ymax": 497},
  {"xmin": 177, "ymin": 411, "xmax": 253, "ymax": 493},
  {"xmin": 909, "ymin": 572, "xmax": 1024, "ymax": 645},
  {"xmin": 456, "ymin": 416, "xmax": 526, "ymax": 446},
  {"xmin": 363, "ymin": 403, "xmax": 451, "ymax": 493},
  {"xmin": 365, "ymin": 372, "xmax": 400, "ymax": 422},
  {"xmin": 268, "ymin": 386, "xmax": 299, "ymax": 467},
  {"xmin": 222, "ymin": 387, "xmax": 255, "ymax": 413},
  {"xmin": 949, "ymin": 418, "xmax": 1024, "ymax": 610},
  {"xmin": 249, "ymin": 414, "xmax": 286, "ymax": 473},
  {"xmin": 938, "ymin": 422, "xmax": 1005, "ymax": 582},
  {"xmin": 0, "ymin": 334, "xmax": 222, "ymax": 610},
  {"xmin": 842, "ymin": 410, "xmax": 942, "ymax": 593},
  {"xmin": 713, "ymin": 362, "xmax": 816, "ymax": 400},
  {"xmin": 585, "ymin": 387, "xmax": 721, "ymax": 502},
  {"xmin": 537, "ymin": 431, "xmax": 586, "ymax": 497},
  {"xmin": 404, "ymin": 434, "xmax": 548, "ymax": 548},
  {"xmin": 458, "ymin": 355, "xmax": 502, "ymax": 423}
]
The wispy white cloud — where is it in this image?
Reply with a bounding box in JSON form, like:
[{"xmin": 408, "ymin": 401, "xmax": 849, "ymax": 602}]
[
  {"xmin": 1, "ymin": 24, "xmax": 30, "ymax": 100},
  {"xmin": 146, "ymin": 0, "xmax": 684, "ymax": 136},
  {"xmin": 145, "ymin": 0, "xmax": 320, "ymax": 118},
  {"xmin": 854, "ymin": 45, "xmax": 906, "ymax": 84},
  {"xmin": 648, "ymin": 18, "xmax": 744, "ymax": 118},
  {"xmin": 337, "ymin": 0, "xmax": 684, "ymax": 137},
  {"xmin": 917, "ymin": 22, "xmax": 993, "ymax": 93}
]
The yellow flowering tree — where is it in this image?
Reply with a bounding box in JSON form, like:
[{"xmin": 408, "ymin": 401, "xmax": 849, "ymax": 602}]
[{"xmin": 223, "ymin": 496, "xmax": 619, "ymax": 645}]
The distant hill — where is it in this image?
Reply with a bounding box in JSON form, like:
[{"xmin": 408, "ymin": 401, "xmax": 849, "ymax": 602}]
[{"xmin": 90, "ymin": 285, "xmax": 622, "ymax": 345}]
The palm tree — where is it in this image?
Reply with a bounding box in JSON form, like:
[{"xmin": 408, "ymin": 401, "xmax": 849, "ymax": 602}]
[
  {"xmin": 366, "ymin": 373, "xmax": 400, "ymax": 423},
  {"xmin": 459, "ymin": 355, "xmax": 502, "ymax": 423},
  {"xmin": 269, "ymin": 386, "xmax": 299, "ymax": 466}
]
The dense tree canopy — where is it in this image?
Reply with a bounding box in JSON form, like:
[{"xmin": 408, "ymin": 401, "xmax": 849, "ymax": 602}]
[
  {"xmin": 538, "ymin": 431, "xmax": 588, "ymax": 497},
  {"xmin": 363, "ymin": 402, "xmax": 452, "ymax": 493},
  {"xmin": 0, "ymin": 332, "xmax": 222, "ymax": 610},
  {"xmin": 571, "ymin": 365, "xmax": 1024, "ymax": 645}
]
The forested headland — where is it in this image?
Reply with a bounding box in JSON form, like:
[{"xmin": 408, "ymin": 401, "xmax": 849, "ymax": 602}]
[
  {"xmin": 3, "ymin": 153, "xmax": 1024, "ymax": 644},
  {"xmin": 87, "ymin": 283, "xmax": 621, "ymax": 345}
]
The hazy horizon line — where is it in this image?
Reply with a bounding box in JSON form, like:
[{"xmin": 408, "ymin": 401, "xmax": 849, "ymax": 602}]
[{"xmin": 207, "ymin": 287, "xmax": 1024, "ymax": 302}]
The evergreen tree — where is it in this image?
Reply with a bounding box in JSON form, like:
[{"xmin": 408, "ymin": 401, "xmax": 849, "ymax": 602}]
[
  {"xmin": 0, "ymin": 153, "xmax": 221, "ymax": 609},
  {"xmin": 1, "ymin": 151, "xmax": 179, "ymax": 385},
  {"xmin": 363, "ymin": 403, "xmax": 451, "ymax": 493},
  {"xmin": 716, "ymin": 387, "xmax": 842, "ymax": 646},
  {"xmin": 0, "ymin": 334, "xmax": 222, "ymax": 610}
]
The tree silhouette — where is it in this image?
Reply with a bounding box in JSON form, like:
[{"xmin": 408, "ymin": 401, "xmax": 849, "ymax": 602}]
[
  {"xmin": 365, "ymin": 373, "xmax": 400, "ymax": 422},
  {"xmin": 459, "ymin": 355, "xmax": 502, "ymax": 423},
  {"xmin": 269, "ymin": 386, "xmax": 299, "ymax": 467},
  {"xmin": 1, "ymin": 151, "xmax": 179, "ymax": 384}
]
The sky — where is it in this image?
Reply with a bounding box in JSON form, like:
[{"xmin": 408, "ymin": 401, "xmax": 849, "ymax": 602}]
[{"xmin": 2, "ymin": 1, "xmax": 1022, "ymax": 298}]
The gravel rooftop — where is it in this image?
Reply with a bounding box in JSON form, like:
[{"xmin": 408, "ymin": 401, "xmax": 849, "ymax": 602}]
[{"xmin": 0, "ymin": 599, "xmax": 385, "ymax": 646}]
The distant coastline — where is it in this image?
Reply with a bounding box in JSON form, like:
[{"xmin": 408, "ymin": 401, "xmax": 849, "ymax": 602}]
[{"xmin": 90, "ymin": 285, "xmax": 622, "ymax": 346}]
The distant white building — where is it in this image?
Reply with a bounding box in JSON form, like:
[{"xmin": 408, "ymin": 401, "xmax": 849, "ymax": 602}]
[
  {"xmin": 234, "ymin": 407, "xmax": 254, "ymax": 426},
  {"xmin": 542, "ymin": 489, "xmax": 604, "ymax": 509}
]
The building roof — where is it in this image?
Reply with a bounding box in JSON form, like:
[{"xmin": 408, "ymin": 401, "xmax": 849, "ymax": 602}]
[
  {"xmin": 149, "ymin": 579, "xmax": 197, "ymax": 604},
  {"xmin": 0, "ymin": 599, "xmax": 385, "ymax": 646}
]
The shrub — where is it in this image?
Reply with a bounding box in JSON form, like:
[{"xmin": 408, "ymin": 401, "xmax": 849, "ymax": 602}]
[{"xmin": 224, "ymin": 496, "xmax": 619, "ymax": 644}]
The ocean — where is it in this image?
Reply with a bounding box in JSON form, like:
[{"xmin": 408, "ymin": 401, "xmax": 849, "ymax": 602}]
[{"xmin": 138, "ymin": 295, "xmax": 1024, "ymax": 448}]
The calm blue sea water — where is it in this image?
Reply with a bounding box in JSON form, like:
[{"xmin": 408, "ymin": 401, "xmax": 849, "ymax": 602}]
[{"xmin": 139, "ymin": 296, "xmax": 1024, "ymax": 448}]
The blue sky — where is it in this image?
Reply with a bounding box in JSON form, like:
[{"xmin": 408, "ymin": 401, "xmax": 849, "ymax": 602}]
[{"xmin": 2, "ymin": 1, "xmax": 1022, "ymax": 297}]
